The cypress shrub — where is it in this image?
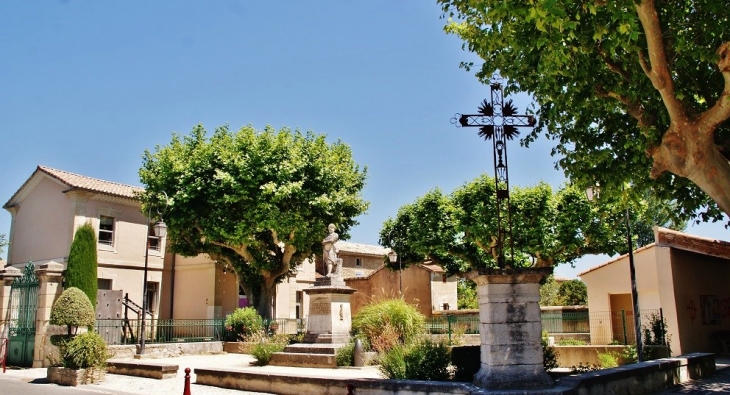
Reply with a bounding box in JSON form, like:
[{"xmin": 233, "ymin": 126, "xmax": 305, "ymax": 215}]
[{"xmin": 65, "ymin": 222, "xmax": 98, "ymax": 308}]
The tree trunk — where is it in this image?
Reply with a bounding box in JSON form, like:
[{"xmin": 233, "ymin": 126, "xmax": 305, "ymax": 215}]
[{"xmin": 253, "ymin": 278, "xmax": 276, "ymax": 320}]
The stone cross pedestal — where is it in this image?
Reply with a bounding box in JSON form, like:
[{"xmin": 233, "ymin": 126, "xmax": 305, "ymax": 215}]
[
  {"xmin": 468, "ymin": 267, "xmax": 554, "ymax": 390},
  {"xmin": 302, "ymin": 277, "xmax": 355, "ymax": 344}
]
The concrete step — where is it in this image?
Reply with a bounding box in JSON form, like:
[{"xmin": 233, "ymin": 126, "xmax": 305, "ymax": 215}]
[
  {"xmin": 283, "ymin": 343, "xmax": 340, "ymax": 355},
  {"xmin": 268, "ymin": 352, "xmax": 337, "ymax": 368}
]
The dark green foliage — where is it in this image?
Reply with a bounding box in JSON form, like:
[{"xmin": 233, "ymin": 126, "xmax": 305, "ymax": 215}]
[
  {"xmin": 50, "ymin": 287, "xmax": 96, "ymax": 335},
  {"xmin": 542, "ymin": 331, "xmax": 559, "ymax": 371},
  {"xmin": 352, "ymin": 299, "xmax": 425, "ymax": 353},
  {"xmin": 378, "ymin": 339, "xmax": 452, "ymax": 381},
  {"xmin": 559, "ymin": 280, "xmax": 588, "ymax": 306},
  {"xmin": 62, "ymin": 331, "xmax": 108, "ymax": 369},
  {"xmin": 65, "ymin": 223, "xmax": 98, "ymax": 308},
  {"xmin": 224, "ymin": 307, "xmax": 263, "ymax": 341},
  {"xmin": 0, "ymin": 233, "xmax": 7, "ymax": 256}
]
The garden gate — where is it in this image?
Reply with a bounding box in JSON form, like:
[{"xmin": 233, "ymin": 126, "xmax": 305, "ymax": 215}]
[{"xmin": 6, "ymin": 264, "xmax": 38, "ymax": 367}]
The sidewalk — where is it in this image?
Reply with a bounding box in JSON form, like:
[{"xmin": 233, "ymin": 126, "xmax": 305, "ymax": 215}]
[
  {"xmin": 0, "ymin": 353, "xmax": 382, "ymax": 395},
  {"xmin": 650, "ymin": 356, "xmax": 730, "ymax": 394}
]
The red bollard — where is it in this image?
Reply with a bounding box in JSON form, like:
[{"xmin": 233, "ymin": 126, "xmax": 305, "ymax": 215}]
[
  {"xmin": 346, "ymin": 383, "xmax": 355, "ymax": 395},
  {"xmin": 183, "ymin": 367, "xmax": 191, "ymax": 395}
]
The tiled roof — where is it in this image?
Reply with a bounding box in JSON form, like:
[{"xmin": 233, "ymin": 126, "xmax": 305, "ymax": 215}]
[
  {"xmin": 4, "ymin": 165, "xmax": 143, "ymax": 208},
  {"xmin": 341, "ymin": 266, "xmax": 377, "ymax": 279},
  {"xmin": 579, "ymin": 227, "xmax": 730, "ymax": 277},
  {"xmin": 336, "ymin": 241, "xmax": 391, "ymax": 257},
  {"xmin": 418, "ymin": 263, "xmax": 445, "ymax": 273},
  {"xmin": 38, "ymin": 166, "xmax": 143, "ymax": 198}
]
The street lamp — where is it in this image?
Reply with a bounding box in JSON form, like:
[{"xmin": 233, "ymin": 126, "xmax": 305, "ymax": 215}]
[
  {"xmin": 138, "ymin": 206, "xmax": 168, "ymax": 356},
  {"xmin": 387, "ymin": 249, "xmax": 402, "ymax": 298},
  {"xmin": 585, "ymin": 185, "xmax": 643, "ymax": 362}
]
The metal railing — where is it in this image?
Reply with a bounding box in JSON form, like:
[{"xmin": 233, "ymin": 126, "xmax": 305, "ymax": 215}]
[
  {"xmin": 584, "ymin": 309, "xmax": 662, "ymax": 345},
  {"xmin": 95, "ymin": 318, "xmax": 226, "ymax": 345}
]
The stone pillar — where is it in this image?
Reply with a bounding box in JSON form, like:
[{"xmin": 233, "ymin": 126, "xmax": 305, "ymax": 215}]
[
  {"xmin": 0, "ymin": 266, "xmax": 22, "ymax": 336},
  {"xmin": 469, "ymin": 267, "xmax": 554, "ymax": 390},
  {"xmin": 33, "ymin": 261, "xmax": 65, "ymax": 367}
]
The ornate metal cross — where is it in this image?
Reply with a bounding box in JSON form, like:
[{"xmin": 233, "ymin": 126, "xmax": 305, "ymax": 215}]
[{"xmin": 451, "ymin": 74, "xmax": 536, "ymax": 269}]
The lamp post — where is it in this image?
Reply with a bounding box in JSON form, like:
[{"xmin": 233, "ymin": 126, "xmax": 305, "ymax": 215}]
[
  {"xmin": 387, "ymin": 249, "xmax": 402, "ymax": 298},
  {"xmin": 138, "ymin": 208, "xmax": 168, "ymax": 356},
  {"xmin": 586, "ymin": 185, "xmax": 643, "ymax": 362}
]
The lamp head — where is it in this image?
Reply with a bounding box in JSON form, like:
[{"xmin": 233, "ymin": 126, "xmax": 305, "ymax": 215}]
[
  {"xmin": 153, "ymin": 220, "xmax": 168, "ymax": 238},
  {"xmin": 387, "ymin": 250, "xmax": 398, "ymax": 263}
]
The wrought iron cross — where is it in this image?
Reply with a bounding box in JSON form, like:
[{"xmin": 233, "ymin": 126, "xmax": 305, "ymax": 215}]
[{"xmin": 451, "ymin": 74, "xmax": 536, "ymax": 269}]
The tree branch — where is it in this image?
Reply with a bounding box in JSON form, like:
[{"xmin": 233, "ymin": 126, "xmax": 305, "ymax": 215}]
[
  {"xmin": 634, "ymin": 0, "xmax": 687, "ymax": 122},
  {"xmin": 697, "ymin": 42, "xmax": 730, "ymax": 135}
]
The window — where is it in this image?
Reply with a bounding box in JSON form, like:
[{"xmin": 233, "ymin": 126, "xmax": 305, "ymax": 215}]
[
  {"xmin": 98, "ymin": 216, "xmax": 115, "ymax": 246},
  {"xmin": 148, "ymin": 226, "xmax": 160, "ymax": 251},
  {"xmin": 443, "ymin": 303, "xmax": 450, "ymax": 310},
  {"xmin": 442, "ymin": 274, "xmax": 447, "ymax": 283},
  {"xmin": 98, "ymin": 279, "xmax": 112, "ymax": 290},
  {"xmin": 355, "ymin": 258, "xmax": 362, "ymax": 267}
]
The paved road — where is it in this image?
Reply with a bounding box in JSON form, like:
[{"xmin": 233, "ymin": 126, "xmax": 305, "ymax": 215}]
[{"xmin": 652, "ymin": 364, "xmax": 730, "ymax": 394}]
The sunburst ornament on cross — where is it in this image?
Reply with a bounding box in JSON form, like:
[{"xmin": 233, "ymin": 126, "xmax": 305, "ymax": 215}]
[{"xmin": 451, "ymin": 74, "xmax": 536, "ymax": 269}]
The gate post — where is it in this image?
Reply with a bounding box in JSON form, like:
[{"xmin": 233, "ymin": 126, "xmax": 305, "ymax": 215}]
[
  {"xmin": 0, "ymin": 267, "xmax": 22, "ymax": 337},
  {"xmin": 33, "ymin": 262, "xmax": 64, "ymax": 368}
]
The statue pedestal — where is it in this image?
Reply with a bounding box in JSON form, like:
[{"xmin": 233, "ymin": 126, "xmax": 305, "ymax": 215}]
[
  {"xmin": 302, "ymin": 279, "xmax": 355, "ymax": 344},
  {"xmin": 269, "ymin": 278, "xmax": 355, "ymax": 367},
  {"xmin": 469, "ymin": 267, "xmax": 554, "ymax": 390}
]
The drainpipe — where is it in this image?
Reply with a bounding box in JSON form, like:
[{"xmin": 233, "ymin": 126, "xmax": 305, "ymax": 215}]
[{"xmin": 169, "ymin": 254, "xmax": 176, "ymax": 319}]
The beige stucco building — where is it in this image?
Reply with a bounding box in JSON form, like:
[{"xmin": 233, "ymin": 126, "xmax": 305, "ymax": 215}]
[
  {"xmin": 3, "ymin": 166, "xmax": 456, "ymax": 326},
  {"xmin": 580, "ymin": 227, "xmax": 730, "ymax": 355}
]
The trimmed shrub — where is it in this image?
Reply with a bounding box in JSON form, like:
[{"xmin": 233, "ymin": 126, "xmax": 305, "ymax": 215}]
[
  {"xmin": 50, "ymin": 287, "xmax": 96, "ymax": 335},
  {"xmin": 352, "ymin": 298, "xmax": 425, "ymax": 353},
  {"xmin": 63, "ymin": 331, "xmax": 108, "ymax": 369},
  {"xmin": 542, "ymin": 331, "xmax": 559, "ymax": 371},
  {"xmin": 65, "ymin": 222, "xmax": 99, "ymax": 308},
  {"xmin": 224, "ymin": 307, "xmax": 263, "ymax": 341}
]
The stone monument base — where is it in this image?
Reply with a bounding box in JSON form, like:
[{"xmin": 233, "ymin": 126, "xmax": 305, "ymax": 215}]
[
  {"xmin": 469, "ymin": 267, "xmax": 555, "ymax": 390},
  {"xmin": 269, "ymin": 281, "xmax": 355, "ymax": 368}
]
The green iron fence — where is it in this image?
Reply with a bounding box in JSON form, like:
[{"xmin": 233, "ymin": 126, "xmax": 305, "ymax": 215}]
[{"xmin": 95, "ymin": 318, "xmax": 226, "ymax": 345}]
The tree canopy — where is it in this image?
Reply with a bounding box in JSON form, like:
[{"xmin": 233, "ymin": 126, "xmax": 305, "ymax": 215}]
[
  {"xmin": 0, "ymin": 233, "xmax": 6, "ymax": 257},
  {"xmin": 139, "ymin": 124, "xmax": 368, "ymax": 319},
  {"xmin": 439, "ymin": 0, "xmax": 730, "ymax": 225},
  {"xmin": 65, "ymin": 222, "xmax": 99, "ymax": 308},
  {"xmin": 379, "ymin": 175, "xmax": 682, "ymax": 274}
]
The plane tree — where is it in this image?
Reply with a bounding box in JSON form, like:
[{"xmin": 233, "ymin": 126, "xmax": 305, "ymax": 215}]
[
  {"xmin": 438, "ymin": 0, "xmax": 730, "ymax": 225},
  {"xmin": 139, "ymin": 124, "xmax": 368, "ymax": 319},
  {"xmin": 379, "ymin": 175, "xmax": 681, "ymax": 274}
]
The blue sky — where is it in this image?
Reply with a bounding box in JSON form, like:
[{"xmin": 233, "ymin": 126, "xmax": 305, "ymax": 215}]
[{"xmin": 1, "ymin": 1, "xmax": 726, "ymax": 278}]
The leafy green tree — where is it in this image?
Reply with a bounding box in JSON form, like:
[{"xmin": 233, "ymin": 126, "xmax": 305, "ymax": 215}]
[
  {"xmin": 438, "ymin": 0, "xmax": 730, "ymax": 226},
  {"xmin": 380, "ymin": 175, "xmax": 682, "ymax": 273},
  {"xmin": 457, "ymin": 278, "xmax": 478, "ymax": 309},
  {"xmin": 65, "ymin": 223, "xmax": 98, "ymax": 308},
  {"xmin": 50, "ymin": 287, "xmax": 96, "ymax": 336},
  {"xmin": 139, "ymin": 124, "xmax": 368, "ymax": 319},
  {"xmin": 559, "ymin": 279, "xmax": 588, "ymax": 306},
  {"xmin": 539, "ymin": 275, "xmax": 563, "ymax": 306}
]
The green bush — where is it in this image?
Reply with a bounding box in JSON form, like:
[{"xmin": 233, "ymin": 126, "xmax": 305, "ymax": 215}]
[
  {"xmin": 63, "ymin": 331, "xmax": 108, "ymax": 369},
  {"xmin": 224, "ymin": 307, "xmax": 263, "ymax": 341},
  {"xmin": 557, "ymin": 339, "xmax": 587, "ymax": 346},
  {"xmin": 50, "ymin": 287, "xmax": 96, "ymax": 335},
  {"xmin": 542, "ymin": 332, "xmax": 559, "ymax": 371},
  {"xmin": 352, "ymin": 298, "xmax": 425, "ymax": 353},
  {"xmin": 250, "ymin": 340, "xmax": 286, "ymax": 366},
  {"xmin": 65, "ymin": 222, "xmax": 99, "ymax": 307},
  {"xmin": 597, "ymin": 351, "xmax": 619, "ymax": 368},
  {"xmin": 378, "ymin": 339, "xmax": 452, "ymax": 381},
  {"xmin": 336, "ymin": 340, "xmax": 355, "ymax": 367}
]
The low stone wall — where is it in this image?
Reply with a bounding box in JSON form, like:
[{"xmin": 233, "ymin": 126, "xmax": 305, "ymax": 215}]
[
  {"xmin": 106, "ymin": 360, "xmax": 179, "ymax": 379},
  {"xmin": 193, "ymin": 353, "xmax": 716, "ymax": 395},
  {"xmin": 107, "ymin": 341, "xmax": 224, "ymax": 360},
  {"xmin": 555, "ymin": 345, "xmax": 670, "ymax": 368}
]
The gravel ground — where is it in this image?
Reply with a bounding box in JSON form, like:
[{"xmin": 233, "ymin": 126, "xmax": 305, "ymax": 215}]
[{"xmin": 1, "ymin": 353, "xmax": 381, "ymax": 395}]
